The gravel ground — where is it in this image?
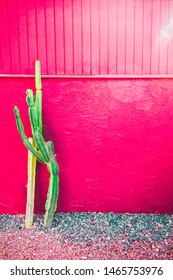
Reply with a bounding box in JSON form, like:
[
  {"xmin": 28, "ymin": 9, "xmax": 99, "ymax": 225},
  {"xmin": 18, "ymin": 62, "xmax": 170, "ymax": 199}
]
[{"xmin": 0, "ymin": 213, "xmax": 173, "ymax": 260}]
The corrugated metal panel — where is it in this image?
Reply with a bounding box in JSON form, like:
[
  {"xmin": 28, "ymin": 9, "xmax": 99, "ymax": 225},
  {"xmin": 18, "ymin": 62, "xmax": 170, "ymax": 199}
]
[{"xmin": 0, "ymin": 0, "xmax": 172, "ymax": 75}]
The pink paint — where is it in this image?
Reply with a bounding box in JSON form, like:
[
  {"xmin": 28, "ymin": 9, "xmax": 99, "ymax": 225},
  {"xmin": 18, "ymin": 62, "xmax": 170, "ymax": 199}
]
[
  {"xmin": 0, "ymin": 0, "xmax": 173, "ymax": 75},
  {"xmin": 0, "ymin": 0, "xmax": 173, "ymax": 214},
  {"xmin": 0, "ymin": 78, "xmax": 173, "ymax": 214}
]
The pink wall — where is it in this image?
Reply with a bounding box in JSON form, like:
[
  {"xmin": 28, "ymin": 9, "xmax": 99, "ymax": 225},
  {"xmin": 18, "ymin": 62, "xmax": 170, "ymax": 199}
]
[
  {"xmin": 0, "ymin": 1, "xmax": 173, "ymax": 214},
  {"xmin": 0, "ymin": 0, "xmax": 173, "ymax": 75},
  {"xmin": 1, "ymin": 77, "xmax": 173, "ymax": 214}
]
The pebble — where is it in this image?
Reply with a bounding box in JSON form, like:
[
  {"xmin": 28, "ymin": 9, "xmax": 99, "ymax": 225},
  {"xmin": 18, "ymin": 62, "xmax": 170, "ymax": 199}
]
[{"xmin": 0, "ymin": 213, "xmax": 173, "ymax": 259}]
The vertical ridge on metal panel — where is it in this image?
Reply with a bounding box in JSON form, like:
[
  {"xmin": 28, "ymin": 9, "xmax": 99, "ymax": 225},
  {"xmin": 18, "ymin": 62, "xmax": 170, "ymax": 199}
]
[
  {"xmin": 26, "ymin": 0, "xmax": 31, "ymax": 73},
  {"xmin": 53, "ymin": 0, "xmax": 57, "ymax": 74},
  {"xmin": 26, "ymin": 0, "xmax": 37, "ymax": 74},
  {"xmin": 16, "ymin": 0, "xmax": 22, "ymax": 74},
  {"xmin": 158, "ymin": 0, "xmax": 162, "ymax": 75},
  {"xmin": 82, "ymin": 0, "xmax": 91, "ymax": 75},
  {"xmin": 35, "ymin": 0, "xmax": 47, "ymax": 74},
  {"xmin": 117, "ymin": 0, "xmax": 126, "ymax": 74},
  {"xmin": 159, "ymin": 0, "xmax": 170, "ymax": 75},
  {"xmin": 134, "ymin": 0, "xmax": 143, "ymax": 75},
  {"xmin": 17, "ymin": 0, "xmax": 30, "ymax": 74},
  {"xmin": 108, "ymin": 0, "xmax": 117, "ymax": 75},
  {"xmin": 63, "ymin": 0, "xmax": 73, "ymax": 74},
  {"xmin": 90, "ymin": 0, "xmax": 99, "ymax": 74},
  {"xmin": 126, "ymin": 0, "xmax": 135, "ymax": 75},
  {"xmin": 0, "ymin": 10, "xmax": 3, "ymax": 74},
  {"xmin": 99, "ymin": 0, "xmax": 109, "ymax": 75},
  {"xmin": 150, "ymin": 0, "xmax": 160, "ymax": 75},
  {"xmin": 167, "ymin": 0, "xmax": 173, "ymax": 75},
  {"xmin": 73, "ymin": 0, "xmax": 82, "ymax": 74},
  {"xmin": 149, "ymin": 0, "xmax": 153, "ymax": 75},
  {"xmin": 6, "ymin": 0, "xmax": 12, "ymax": 73},
  {"xmin": 0, "ymin": 0, "xmax": 11, "ymax": 74},
  {"xmin": 55, "ymin": 0, "xmax": 64, "ymax": 74},
  {"xmin": 8, "ymin": 0, "xmax": 20, "ymax": 73},
  {"xmin": 142, "ymin": 0, "xmax": 152, "ymax": 75},
  {"xmin": 90, "ymin": 0, "xmax": 92, "ymax": 75},
  {"xmin": 44, "ymin": 0, "xmax": 49, "ymax": 74},
  {"xmin": 71, "ymin": 0, "xmax": 75, "ymax": 74},
  {"xmin": 0, "ymin": 36, "xmax": 2, "ymax": 74},
  {"xmin": 45, "ymin": 0, "xmax": 56, "ymax": 74}
]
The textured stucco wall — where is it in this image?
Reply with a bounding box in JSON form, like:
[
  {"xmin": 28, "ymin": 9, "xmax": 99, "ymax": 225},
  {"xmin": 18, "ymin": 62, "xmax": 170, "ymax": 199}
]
[{"xmin": 1, "ymin": 78, "xmax": 173, "ymax": 214}]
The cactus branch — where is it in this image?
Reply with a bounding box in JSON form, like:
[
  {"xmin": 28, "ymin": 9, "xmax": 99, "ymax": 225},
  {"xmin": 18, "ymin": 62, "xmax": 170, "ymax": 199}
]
[
  {"xmin": 44, "ymin": 141, "xmax": 59, "ymax": 227},
  {"xmin": 34, "ymin": 129, "xmax": 50, "ymax": 163},
  {"xmin": 26, "ymin": 90, "xmax": 37, "ymax": 133},
  {"xmin": 35, "ymin": 61, "xmax": 43, "ymax": 133},
  {"xmin": 44, "ymin": 173, "xmax": 59, "ymax": 227},
  {"xmin": 35, "ymin": 60, "xmax": 42, "ymax": 90},
  {"xmin": 25, "ymin": 137, "xmax": 37, "ymax": 228},
  {"xmin": 35, "ymin": 90, "xmax": 42, "ymax": 133},
  {"xmin": 14, "ymin": 106, "xmax": 44, "ymax": 163},
  {"xmin": 26, "ymin": 89, "xmax": 35, "ymax": 107}
]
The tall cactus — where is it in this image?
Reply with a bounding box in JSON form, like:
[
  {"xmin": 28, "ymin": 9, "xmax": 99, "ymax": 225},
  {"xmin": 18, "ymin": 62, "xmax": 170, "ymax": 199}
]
[{"xmin": 14, "ymin": 60, "xmax": 59, "ymax": 227}]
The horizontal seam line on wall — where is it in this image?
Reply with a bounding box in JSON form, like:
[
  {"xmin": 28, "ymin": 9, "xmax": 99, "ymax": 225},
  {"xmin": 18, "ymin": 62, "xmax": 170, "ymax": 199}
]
[{"xmin": 0, "ymin": 74, "xmax": 173, "ymax": 79}]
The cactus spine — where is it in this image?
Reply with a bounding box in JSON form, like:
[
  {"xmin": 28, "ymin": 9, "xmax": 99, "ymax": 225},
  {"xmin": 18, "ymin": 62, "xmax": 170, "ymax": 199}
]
[{"xmin": 14, "ymin": 60, "xmax": 59, "ymax": 227}]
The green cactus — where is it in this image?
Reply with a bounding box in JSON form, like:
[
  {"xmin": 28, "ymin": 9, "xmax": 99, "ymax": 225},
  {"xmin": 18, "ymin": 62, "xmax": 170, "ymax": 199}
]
[{"xmin": 14, "ymin": 60, "xmax": 59, "ymax": 227}]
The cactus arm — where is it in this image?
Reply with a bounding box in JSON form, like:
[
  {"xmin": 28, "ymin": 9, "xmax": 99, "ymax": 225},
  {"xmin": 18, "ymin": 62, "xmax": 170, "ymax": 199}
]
[
  {"xmin": 35, "ymin": 60, "xmax": 42, "ymax": 90},
  {"xmin": 44, "ymin": 173, "xmax": 59, "ymax": 227},
  {"xmin": 34, "ymin": 129, "xmax": 50, "ymax": 163},
  {"xmin": 26, "ymin": 89, "xmax": 35, "ymax": 107},
  {"xmin": 35, "ymin": 61, "xmax": 43, "ymax": 133},
  {"xmin": 44, "ymin": 141, "xmax": 59, "ymax": 227},
  {"xmin": 26, "ymin": 90, "xmax": 49, "ymax": 163},
  {"xmin": 14, "ymin": 106, "xmax": 44, "ymax": 163},
  {"xmin": 23, "ymin": 137, "xmax": 44, "ymax": 163},
  {"xmin": 25, "ymin": 137, "xmax": 37, "ymax": 228},
  {"xmin": 35, "ymin": 90, "xmax": 42, "ymax": 133},
  {"xmin": 46, "ymin": 141, "xmax": 59, "ymax": 174},
  {"xmin": 26, "ymin": 90, "xmax": 37, "ymax": 133},
  {"xmin": 29, "ymin": 106, "xmax": 37, "ymax": 133}
]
